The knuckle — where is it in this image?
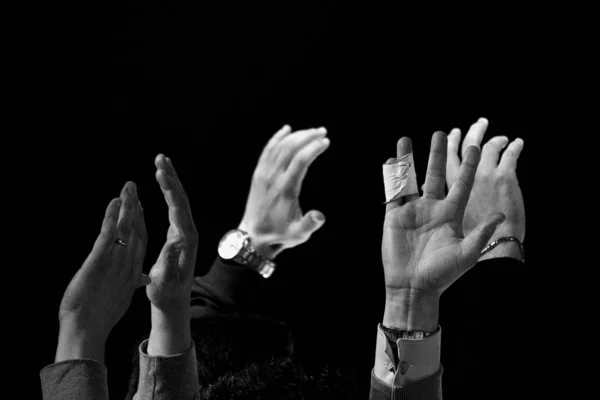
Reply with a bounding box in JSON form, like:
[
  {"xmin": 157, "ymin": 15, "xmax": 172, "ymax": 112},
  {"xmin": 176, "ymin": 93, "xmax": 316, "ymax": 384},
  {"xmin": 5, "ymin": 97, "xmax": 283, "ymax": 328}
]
[
  {"xmin": 252, "ymin": 168, "xmax": 268, "ymax": 183},
  {"xmin": 294, "ymin": 156, "xmax": 310, "ymax": 170},
  {"xmin": 482, "ymin": 140, "xmax": 496, "ymax": 152}
]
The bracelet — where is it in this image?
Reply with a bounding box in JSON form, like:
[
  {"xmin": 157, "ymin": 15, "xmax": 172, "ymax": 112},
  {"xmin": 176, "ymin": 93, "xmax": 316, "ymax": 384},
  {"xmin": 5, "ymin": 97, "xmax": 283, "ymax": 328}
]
[
  {"xmin": 480, "ymin": 236, "xmax": 525, "ymax": 261},
  {"xmin": 381, "ymin": 324, "xmax": 439, "ymax": 340}
]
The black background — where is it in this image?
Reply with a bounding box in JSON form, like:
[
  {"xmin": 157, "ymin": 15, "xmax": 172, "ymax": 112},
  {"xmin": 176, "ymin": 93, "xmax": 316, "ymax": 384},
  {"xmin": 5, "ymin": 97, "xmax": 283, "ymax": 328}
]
[{"xmin": 30, "ymin": 2, "xmax": 551, "ymax": 399}]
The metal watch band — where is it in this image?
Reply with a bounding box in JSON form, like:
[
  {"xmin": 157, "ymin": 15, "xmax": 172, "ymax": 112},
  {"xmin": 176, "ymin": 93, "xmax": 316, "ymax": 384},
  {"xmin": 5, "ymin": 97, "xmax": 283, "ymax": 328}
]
[{"xmin": 233, "ymin": 231, "xmax": 276, "ymax": 278}]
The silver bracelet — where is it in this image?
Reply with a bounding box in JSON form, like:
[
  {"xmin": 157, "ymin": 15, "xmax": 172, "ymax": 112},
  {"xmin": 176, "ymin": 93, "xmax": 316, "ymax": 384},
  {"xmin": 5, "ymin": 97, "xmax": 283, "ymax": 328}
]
[{"xmin": 480, "ymin": 236, "xmax": 525, "ymax": 261}]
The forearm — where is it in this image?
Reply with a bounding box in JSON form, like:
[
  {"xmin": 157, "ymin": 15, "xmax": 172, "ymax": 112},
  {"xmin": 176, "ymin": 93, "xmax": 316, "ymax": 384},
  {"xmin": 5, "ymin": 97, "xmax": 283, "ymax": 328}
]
[
  {"xmin": 55, "ymin": 324, "xmax": 106, "ymax": 365},
  {"xmin": 148, "ymin": 306, "xmax": 191, "ymax": 356}
]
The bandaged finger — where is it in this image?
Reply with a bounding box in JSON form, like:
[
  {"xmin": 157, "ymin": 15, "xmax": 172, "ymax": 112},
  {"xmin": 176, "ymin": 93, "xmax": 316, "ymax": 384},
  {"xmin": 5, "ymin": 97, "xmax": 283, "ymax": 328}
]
[{"xmin": 382, "ymin": 152, "xmax": 419, "ymax": 203}]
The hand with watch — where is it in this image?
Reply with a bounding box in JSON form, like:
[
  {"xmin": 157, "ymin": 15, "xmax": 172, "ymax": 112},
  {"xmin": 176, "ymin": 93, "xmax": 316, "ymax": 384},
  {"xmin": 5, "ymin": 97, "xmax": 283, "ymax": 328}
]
[{"xmin": 218, "ymin": 125, "xmax": 330, "ymax": 278}]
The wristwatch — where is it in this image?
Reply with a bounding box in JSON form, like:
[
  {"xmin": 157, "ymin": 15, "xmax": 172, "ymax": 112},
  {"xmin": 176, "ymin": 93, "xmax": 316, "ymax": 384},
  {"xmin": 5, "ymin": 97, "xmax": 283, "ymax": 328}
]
[{"xmin": 217, "ymin": 229, "xmax": 276, "ymax": 278}]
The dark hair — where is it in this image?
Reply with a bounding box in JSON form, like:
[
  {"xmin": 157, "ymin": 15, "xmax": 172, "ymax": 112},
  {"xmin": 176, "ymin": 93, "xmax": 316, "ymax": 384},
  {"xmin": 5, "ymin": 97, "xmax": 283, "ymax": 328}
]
[{"xmin": 126, "ymin": 313, "xmax": 358, "ymax": 399}]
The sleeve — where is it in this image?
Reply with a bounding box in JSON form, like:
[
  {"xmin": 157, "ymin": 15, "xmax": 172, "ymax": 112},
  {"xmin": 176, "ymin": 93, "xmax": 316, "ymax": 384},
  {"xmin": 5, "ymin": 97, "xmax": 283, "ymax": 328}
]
[
  {"xmin": 40, "ymin": 358, "xmax": 108, "ymax": 400},
  {"xmin": 370, "ymin": 324, "xmax": 443, "ymax": 400},
  {"xmin": 190, "ymin": 256, "xmax": 265, "ymax": 318},
  {"xmin": 133, "ymin": 338, "xmax": 200, "ymax": 400}
]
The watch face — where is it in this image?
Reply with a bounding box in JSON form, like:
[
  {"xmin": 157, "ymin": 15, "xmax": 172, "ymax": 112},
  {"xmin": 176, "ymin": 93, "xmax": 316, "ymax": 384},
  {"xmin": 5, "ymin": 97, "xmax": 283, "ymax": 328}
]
[{"xmin": 218, "ymin": 230, "xmax": 247, "ymax": 260}]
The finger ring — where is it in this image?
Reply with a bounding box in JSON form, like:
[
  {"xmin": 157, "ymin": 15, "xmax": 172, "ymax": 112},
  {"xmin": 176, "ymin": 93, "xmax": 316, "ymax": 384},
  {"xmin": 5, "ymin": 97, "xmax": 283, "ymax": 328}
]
[{"xmin": 115, "ymin": 238, "xmax": 127, "ymax": 247}]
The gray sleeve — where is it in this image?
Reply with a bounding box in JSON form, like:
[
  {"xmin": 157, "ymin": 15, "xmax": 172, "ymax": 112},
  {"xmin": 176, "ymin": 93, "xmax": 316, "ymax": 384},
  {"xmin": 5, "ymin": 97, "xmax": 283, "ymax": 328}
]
[
  {"xmin": 133, "ymin": 338, "xmax": 201, "ymax": 400},
  {"xmin": 40, "ymin": 358, "xmax": 108, "ymax": 400}
]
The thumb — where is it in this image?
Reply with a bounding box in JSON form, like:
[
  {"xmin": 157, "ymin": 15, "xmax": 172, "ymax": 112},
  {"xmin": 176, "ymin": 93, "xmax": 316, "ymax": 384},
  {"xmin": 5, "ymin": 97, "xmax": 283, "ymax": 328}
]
[
  {"xmin": 289, "ymin": 210, "xmax": 326, "ymax": 243},
  {"xmin": 446, "ymin": 128, "xmax": 462, "ymax": 189},
  {"xmin": 459, "ymin": 212, "xmax": 506, "ymax": 268},
  {"xmin": 151, "ymin": 239, "xmax": 184, "ymax": 280}
]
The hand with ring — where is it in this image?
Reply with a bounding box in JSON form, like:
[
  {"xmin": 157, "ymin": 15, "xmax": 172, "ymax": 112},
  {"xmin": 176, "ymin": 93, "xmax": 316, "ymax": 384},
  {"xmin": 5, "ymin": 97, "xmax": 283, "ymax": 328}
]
[{"xmin": 56, "ymin": 181, "xmax": 150, "ymax": 363}]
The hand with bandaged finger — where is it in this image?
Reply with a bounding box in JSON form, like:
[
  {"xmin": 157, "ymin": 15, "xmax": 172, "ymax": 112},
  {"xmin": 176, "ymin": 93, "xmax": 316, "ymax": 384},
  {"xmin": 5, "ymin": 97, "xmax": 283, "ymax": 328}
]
[
  {"xmin": 237, "ymin": 125, "xmax": 330, "ymax": 261},
  {"xmin": 381, "ymin": 132, "xmax": 506, "ymax": 332},
  {"xmin": 446, "ymin": 118, "xmax": 525, "ymax": 262}
]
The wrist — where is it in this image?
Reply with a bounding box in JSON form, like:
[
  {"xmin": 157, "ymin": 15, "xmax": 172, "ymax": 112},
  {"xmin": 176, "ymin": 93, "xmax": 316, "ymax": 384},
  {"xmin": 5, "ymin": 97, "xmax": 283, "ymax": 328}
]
[
  {"xmin": 383, "ymin": 289, "xmax": 440, "ymax": 332},
  {"xmin": 237, "ymin": 222, "xmax": 276, "ymax": 260},
  {"xmin": 149, "ymin": 306, "xmax": 191, "ymax": 356},
  {"xmin": 55, "ymin": 326, "xmax": 106, "ymax": 364},
  {"xmin": 151, "ymin": 305, "xmax": 190, "ymax": 330}
]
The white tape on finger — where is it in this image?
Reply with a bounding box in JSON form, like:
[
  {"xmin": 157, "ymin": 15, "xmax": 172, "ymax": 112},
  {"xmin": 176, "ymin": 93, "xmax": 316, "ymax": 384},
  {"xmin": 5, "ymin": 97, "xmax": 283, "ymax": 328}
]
[{"xmin": 383, "ymin": 152, "xmax": 419, "ymax": 203}]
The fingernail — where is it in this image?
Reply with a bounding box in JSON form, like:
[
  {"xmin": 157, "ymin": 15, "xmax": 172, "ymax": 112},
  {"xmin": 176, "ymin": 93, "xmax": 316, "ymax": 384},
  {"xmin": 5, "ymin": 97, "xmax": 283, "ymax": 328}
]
[
  {"xmin": 314, "ymin": 213, "xmax": 325, "ymax": 222},
  {"xmin": 166, "ymin": 157, "xmax": 172, "ymax": 165}
]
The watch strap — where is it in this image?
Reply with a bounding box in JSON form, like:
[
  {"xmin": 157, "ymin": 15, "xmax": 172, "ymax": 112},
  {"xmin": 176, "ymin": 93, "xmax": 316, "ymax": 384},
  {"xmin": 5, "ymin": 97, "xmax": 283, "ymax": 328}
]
[
  {"xmin": 381, "ymin": 324, "xmax": 439, "ymax": 341},
  {"xmin": 231, "ymin": 230, "xmax": 276, "ymax": 278}
]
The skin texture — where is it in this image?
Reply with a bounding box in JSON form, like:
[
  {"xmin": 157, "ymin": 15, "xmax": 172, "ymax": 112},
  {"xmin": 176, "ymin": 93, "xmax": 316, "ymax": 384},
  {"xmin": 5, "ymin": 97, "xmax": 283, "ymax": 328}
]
[
  {"xmin": 56, "ymin": 182, "xmax": 150, "ymax": 364},
  {"xmin": 446, "ymin": 118, "xmax": 525, "ymax": 261},
  {"xmin": 381, "ymin": 132, "xmax": 506, "ymax": 331},
  {"xmin": 147, "ymin": 154, "xmax": 200, "ymax": 356},
  {"xmin": 238, "ymin": 125, "xmax": 330, "ymax": 260}
]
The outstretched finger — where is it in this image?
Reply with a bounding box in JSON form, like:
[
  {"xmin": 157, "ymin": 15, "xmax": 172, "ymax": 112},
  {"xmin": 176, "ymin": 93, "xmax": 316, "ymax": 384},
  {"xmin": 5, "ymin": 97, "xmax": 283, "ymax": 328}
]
[
  {"xmin": 283, "ymin": 137, "xmax": 330, "ymax": 196},
  {"xmin": 117, "ymin": 182, "xmax": 137, "ymax": 242},
  {"xmin": 94, "ymin": 197, "xmax": 122, "ymax": 252},
  {"xmin": 260, "ymin": 125, "xmax": 293, "ymax": 164},
  {"xmin": 155, "ymin": 155, "xmax": 197, "ymax": 236},
  {"xmin": 422, "ymin": 131, "xmax": 447, "ymax": 199},
  {"xmin": 461, "ymin": 118, "xmax": 488, "ymax": 158},
  {"xmin": 481, "ymin": 136, "xmax": 509, "ymax": 171},
  {"xmin": 386, "ymin": 137, "xmax": 419, "ymax": 212},
  {"xmin": 100, "ymin": 197, "xmax": 122, "ymax": 238},
  {"xmin": 498, "ymin": 138, "xmax": 524, "ymax": 172},
  {"xmin": 274, "ymin": 127, "xmax": 328, "ymax": 170},
  {"xmin": 446, "ymin": 128, "xmax": 461, "ymax": 189},
  {"xmin": 132, "ymin": 201, "xmax": 147, "ymax": 283},
  {"xmin": 446, "ymin": 145, "xmax": 481, "ymax": 214}
]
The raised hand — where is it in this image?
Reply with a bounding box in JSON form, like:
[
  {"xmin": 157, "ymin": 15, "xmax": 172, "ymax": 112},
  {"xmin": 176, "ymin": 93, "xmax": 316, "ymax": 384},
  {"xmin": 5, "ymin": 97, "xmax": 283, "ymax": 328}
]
[
  {"xmin": 446, "ymin": 118, "xmax": 525, "ymax": 261},
  {"xmin": 238, "ymin": 125, "xmax": 330, "ymax": 259},
  {"xmin": 382, "ymin": 132, "xmax": 505, "ymax": 331},
  {"xmin": 146, "ymin": 155, "xmax": 199, "ymax": 314},
  {"xmin": 57, "ymin": 182, "xmax": 150, "ymax": 362}
]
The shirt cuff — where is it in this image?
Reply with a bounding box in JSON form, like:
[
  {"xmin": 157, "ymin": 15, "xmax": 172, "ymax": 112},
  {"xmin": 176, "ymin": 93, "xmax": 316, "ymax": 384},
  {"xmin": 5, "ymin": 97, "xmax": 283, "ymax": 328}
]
[
  {"xmin": 370, "ymin": 366, "xmax": 443, "ymax": 399},
  {"xmin": 136, "ymin": 338, "xmax": 200, "ymax": 400},
  {"xmin": 373, "ymin": 323, "xmax": 442, "ymax": 388},
  {"xmin": 40, "ymin": 358, "xmax": 108, "ymax": 400}
]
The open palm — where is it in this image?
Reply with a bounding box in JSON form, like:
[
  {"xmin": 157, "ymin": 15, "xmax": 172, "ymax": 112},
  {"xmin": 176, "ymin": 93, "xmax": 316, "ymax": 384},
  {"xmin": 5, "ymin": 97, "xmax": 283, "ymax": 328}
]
[{"xmin": 382, "ymin": 132, "xmax": 506, "ymax": 299}]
